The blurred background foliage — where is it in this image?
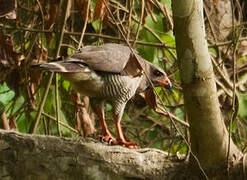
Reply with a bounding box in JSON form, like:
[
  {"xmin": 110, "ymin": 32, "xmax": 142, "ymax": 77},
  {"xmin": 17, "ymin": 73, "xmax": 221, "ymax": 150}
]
[{"xmin": 0, "ymin": 0, "xmax": 247, "ymax": 155}]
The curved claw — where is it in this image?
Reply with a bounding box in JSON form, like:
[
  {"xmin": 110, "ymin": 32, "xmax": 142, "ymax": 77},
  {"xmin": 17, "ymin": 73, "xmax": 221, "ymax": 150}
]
[
  {"xmin": 120, "ymin": 141, "xmax": 138, "ymax": 149},
  {"xmin": 98, "ymin": 135, "xmax": 117, "ymax": 145},
  {"xmin": 98, "ymin": 135, "xmax": 138, "ymax": 148},
  {"xmin": 126, "ymin": 144, "xmax": 138, "ymax": 149},
  {"xmin": 100, "ymin": 136, "xmax": 105, "ymax": 143},
  {"xmin": 108, "ymin": 138, "xmax": 114, "ymax": 145}
]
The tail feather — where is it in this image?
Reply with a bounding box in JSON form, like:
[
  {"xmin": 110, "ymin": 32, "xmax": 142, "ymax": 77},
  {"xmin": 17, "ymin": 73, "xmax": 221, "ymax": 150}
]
[{"xmin": 32, "ymin": 61, "xmax": 90, "ymax": 73}]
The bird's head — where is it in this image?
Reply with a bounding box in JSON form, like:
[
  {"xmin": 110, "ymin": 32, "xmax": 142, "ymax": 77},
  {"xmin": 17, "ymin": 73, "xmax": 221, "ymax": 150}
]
[
  {"xmin": 137, "ymin": 60, "xmax": 172, "ymax": 93},
  {"xmin": 148, "ymin": 64, "xmax": 172, "ymax": 89}
]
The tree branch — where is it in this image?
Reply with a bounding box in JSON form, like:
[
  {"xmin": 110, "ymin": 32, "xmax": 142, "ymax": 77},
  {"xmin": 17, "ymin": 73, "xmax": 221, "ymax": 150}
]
[{"xmin": 0, "ymin": 130, "xmax": 186, "ymax": 179}]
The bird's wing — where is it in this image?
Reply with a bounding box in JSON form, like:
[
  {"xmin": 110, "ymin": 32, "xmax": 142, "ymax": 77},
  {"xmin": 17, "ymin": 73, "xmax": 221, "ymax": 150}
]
[
  {"xmin": 68, "ymin": 43, "xmax": 141, "ymax": 73},
  {"xmin": 33, "ymin": 43, "xmax": 147, "ymax": 75}
]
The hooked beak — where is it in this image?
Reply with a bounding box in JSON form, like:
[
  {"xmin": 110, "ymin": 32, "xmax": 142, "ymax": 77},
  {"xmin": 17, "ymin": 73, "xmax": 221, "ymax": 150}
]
[{"xmin": 156, "ymin": 78, "xmax": 172, "ymax": 89}]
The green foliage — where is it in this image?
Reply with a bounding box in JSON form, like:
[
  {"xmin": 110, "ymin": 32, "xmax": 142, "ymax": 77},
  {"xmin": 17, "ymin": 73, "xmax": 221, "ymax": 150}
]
[
  {"xmin": 0, "ymin": 101, "xmax": 5, "ymax": 115},
  {"xmin": 239, "ymin": 93, "xmax": 247, "ymax": 119},
  {"xmin": 161, "ymin": 0, "xmax": 171, "ymax": 10},
  {"xmin": 0, "ymin": 83, "xmax": 15, "ymax": 106},
  {"xmin": 62, "ymin": 80, "xmax": 71, "ymax": 92},
  {"xmin": 141, "ymin": 14, "xmax": 165, "ymax": 42},
  {"xmin": 92, "ymin": 19, "xmax": 102, "ymax": 33}
]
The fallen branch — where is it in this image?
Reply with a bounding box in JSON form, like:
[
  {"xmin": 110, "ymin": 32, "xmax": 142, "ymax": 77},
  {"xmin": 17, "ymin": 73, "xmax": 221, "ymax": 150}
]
[{"xmin": 0, "ymin": 130, "xmax": 186, "ymax": 179}]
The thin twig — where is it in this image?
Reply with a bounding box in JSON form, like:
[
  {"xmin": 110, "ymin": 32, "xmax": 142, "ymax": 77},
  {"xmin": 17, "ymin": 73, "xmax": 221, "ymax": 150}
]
[
  {"xmin": 227, "ymin": 0, "xmax": 243, "ymax": 175},
  {"xmin": 2, "ymin": 22, "xmax": 247, "ymax": 48},
  {"xmin": 126, "ymin": 0, "xmax": 134, "ymax": 41},
  {"xmin": 153, "ymin": 0, "xmax": 173, "ymax": 29},
  {"xmin": 55, "ymin": 74, "xmax": 62, "ymax": 136},
  {"xmin": 132, "ymin": 0, "xmax": 144, "ymax": 47},
  {"xmin": 30, "ymin": 72, "xmax": 54, "ymax": 133},
  {"xmin": 156, "ymin": 105, "xmax": 189, "ymax": 127},
  {"xmin": 78, "ymin": 0, "xmax": 91, "ymax": 49},
  {"xmin": 243, "ymin": 153, "xmax": 246, "ymax": 180},
  {"xmin": 55, "ymin": 0, "xmax": 72, "ymax": 136},
  {"xmin": 31, "ymin": 0, "xmax": 72, "ymax": 134},
  {"xmin": 41, "ymin": 111, "xmax": 78, "ymax": 134},
  {"xmin": 211, "ymin": 55, "xmax": 233, "ymax": 90},
  {"xmin": 203, "ymin": 2, "xmax": 222, "ymax": 61},
  {"xmin": 0, "ymin": 23, "xmax": 176, "ymax": 49}
]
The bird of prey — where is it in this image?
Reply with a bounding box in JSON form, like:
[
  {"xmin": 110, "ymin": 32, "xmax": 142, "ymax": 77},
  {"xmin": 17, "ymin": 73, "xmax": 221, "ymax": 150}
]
[{"xmin": 34, "ymin": 43, "xmax": 172, "ymax": 148}]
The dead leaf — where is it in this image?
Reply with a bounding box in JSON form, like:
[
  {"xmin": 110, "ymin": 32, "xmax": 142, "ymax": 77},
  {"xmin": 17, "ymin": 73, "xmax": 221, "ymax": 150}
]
[
  {"xmin": 0, "ymin": 0, "xmax": 16, "ymax": 19},
  {"xmin": 145, "ymin": 0, "xmax": 157, "ymax": 23},
  {"xmin": 75, "ymin": 0, "xmax": 92, "ymax": 22},
  {"xmin": 238, "ymin": 40, "xmax": 247, "ymax": 58},
  {"xmin": 45, "ymin": 3, "xmax": 58, "ymax": 45},
  {"xmin": 0, "ymin": 34, "xmax": 18, "ymax": 67},
  {"xmin": 71, "ymin": 92, "xmax": 96, "ymax": 136},
  {"xmin": 144, "ymin": 89, "xmax": 157, "ymax": 110},
  {"xmin": 94, "ymin": 0, "xmax": 109, "ymax": 24},
  {"xmin": 9, "ymin": 116, "xmax": 18, "ymax": 131}
]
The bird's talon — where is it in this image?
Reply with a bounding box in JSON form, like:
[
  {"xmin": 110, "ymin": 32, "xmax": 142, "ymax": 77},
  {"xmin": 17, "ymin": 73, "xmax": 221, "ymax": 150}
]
[
  {"xmin": 129, "ymin": 145, "xmax": 138, "ymax": 149},
  {"xmin": 98, "ymin": 135, "xmax": 117, "ymax": 145},
  {"xmin": 98, "ymin": 135, "xmax": 104, "ymax": 142},
  {"xmin": 108, "ymin": 138, "xmax": 114, "ymax": 145},
  {"xmin": 101, "ymin": 136, "xmax": 105, "ymax": 142},
  {"xmin": 119, "ymin": 141, "xmax": 138, "ymax": 149}
]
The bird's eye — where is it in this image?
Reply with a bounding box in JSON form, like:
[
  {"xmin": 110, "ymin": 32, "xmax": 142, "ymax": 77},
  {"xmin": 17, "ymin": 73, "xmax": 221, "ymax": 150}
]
[{"xmin": 154, "ymin": 70, "xmax": 163, "ymax": 76}]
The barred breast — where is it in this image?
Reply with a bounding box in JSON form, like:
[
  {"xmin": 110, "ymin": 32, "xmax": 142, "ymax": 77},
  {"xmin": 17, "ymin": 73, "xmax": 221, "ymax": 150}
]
[
  {"xmin": 100, "ymin": 73, "xmax": 142, "ymax": 103},
  {"xmin": 63, "ymin": 72, "xmax": 142, "ymax": 103}
]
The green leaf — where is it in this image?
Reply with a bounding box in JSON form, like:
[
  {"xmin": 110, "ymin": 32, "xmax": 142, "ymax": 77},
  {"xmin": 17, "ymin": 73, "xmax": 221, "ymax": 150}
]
[
  {"xmin": 67, "ymin": 48, "xmax": 75, "ymax": 56},
  {"xmin": 62, "ymin": 80, "xmax": 71, "ymax": 92},
  {"xmin": 42, "ymin": 85, "xmax": 55, "ymax": 116},
  {"xmin": 160, "ymin": 0, "xmax": 171, "ymax": 10},
  {"xmin": 239, "ymin": 93, "xmax": 247, "ymax": 118},
  {"xmin": 161, "ymin": 33, "xmax": 175, "ymax": 46},
  {"xmin": 106, "ymin": 103, "xmax": 112, "ymax": 111},
  {"xmin": 0, "ymin": 83, "xmax": 15, "ymax": 105},
  {"xmin": 59, "ymin": 108, "xmax": 72, "ymax": 136},
  {"xmin": 25, "ymin": 41, "xmax": 30, "ymax": 49},
  {"xmin": 145, "ymin": 14, "xmax": 164, "ymax": 36},
  {"xmin": 0, "ymin": 101, "xmax": 5, "ymax": 114},
  {"xmin": 149, "ymin": 128, "xmax": 158, "ymax": 140},
  {"xmin": 92, "ymin": 19, "xmax": 102, "ymax": 33},
  {"xmin": 11, "ymin": 96, "xmax": 25, "ymax": 114},
  {"xmin": 137, "ymin": 45, "xmax": 157, "ymax": 61}
]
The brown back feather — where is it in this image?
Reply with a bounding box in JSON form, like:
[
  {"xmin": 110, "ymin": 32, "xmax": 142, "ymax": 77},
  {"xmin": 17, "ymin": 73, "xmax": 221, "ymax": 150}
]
[{"xmin": 69, "ymin": 43, "xmax": 144, "ymax": 73}]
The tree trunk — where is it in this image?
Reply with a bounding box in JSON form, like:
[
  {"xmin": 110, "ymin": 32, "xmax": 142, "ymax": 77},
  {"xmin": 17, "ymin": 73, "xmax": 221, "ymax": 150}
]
[{"xmin": 171, "ymin": 0, "xmax": 242, "ymax": 169}]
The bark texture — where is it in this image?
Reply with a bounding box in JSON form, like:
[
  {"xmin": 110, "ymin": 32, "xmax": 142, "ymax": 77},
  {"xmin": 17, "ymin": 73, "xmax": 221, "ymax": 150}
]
[
  {"xmin": 0, "ymin": 130, "xmax": 186, "ymax": 180},
  {"xmin": 0, "ymin": 130, "xmax": 246, "ymax": 179},
  {"xmin": 171, "ymin": 0, "xmax": 242, "ymax": 168}
]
